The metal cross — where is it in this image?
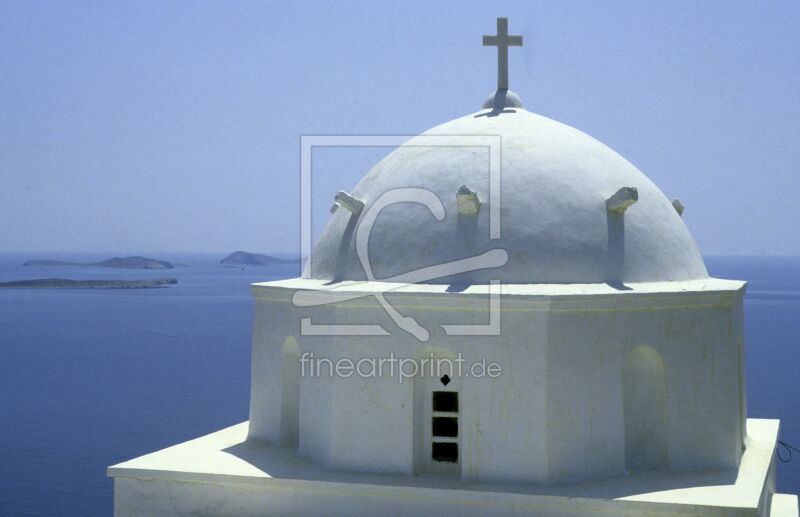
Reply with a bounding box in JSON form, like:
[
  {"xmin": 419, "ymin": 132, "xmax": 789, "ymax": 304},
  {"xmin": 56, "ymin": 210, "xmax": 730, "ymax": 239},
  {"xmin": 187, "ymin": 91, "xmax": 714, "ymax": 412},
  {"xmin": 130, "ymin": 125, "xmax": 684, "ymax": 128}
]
[{"xmin": 483, "ymin": 18, "xmax": 522, "ymax": 91}]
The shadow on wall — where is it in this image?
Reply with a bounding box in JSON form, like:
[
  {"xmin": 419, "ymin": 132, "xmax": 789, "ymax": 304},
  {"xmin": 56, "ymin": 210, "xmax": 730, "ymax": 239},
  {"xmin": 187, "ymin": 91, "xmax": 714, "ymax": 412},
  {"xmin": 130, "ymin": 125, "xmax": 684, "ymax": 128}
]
[
  {"xmin": 331, "ymin": 212, "xmax": 360, "ymax": 283},
  {"xmin": 279, "ymin": 336, "xmax": 300, "ymax": 447},
  {"xmin": 475, "ymin": 90, "xmax": 518, "ymax": 118},
  {"xmin": 606, "ymin": 210, "xmax": 632, "ymax": 290}
]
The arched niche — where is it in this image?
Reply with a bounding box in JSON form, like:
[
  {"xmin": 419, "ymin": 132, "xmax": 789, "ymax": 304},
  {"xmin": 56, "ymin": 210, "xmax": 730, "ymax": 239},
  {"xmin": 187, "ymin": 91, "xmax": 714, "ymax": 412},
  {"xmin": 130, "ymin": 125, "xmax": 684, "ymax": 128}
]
[
  {"xmin": 280, "ymin": 336, "xmax": 300, "ymax": 447},
  {"xmin": 623, "ymin": 345, "xmax": 668, "ymax": 470}
]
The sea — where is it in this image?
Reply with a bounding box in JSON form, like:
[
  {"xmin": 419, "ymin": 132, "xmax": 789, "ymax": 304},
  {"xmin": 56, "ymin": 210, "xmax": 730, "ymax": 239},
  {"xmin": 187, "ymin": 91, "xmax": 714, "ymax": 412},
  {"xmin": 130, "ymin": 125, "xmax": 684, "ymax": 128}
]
[{"xmin": 0, "ymin": 252, "xmax": 797, "ymax": 516}]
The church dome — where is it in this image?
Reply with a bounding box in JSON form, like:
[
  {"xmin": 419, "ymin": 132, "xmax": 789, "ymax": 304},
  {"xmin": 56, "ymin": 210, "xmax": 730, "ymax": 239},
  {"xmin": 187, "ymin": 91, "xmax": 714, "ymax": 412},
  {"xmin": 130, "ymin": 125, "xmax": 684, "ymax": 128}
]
[{"xmin": 307, "ymin": 105, "xmax": 708, "ymax": 285}]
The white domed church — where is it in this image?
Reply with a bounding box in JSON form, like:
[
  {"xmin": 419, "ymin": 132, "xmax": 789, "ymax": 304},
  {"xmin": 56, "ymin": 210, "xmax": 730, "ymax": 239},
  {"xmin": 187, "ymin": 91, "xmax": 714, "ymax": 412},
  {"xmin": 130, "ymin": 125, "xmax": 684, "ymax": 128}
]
[{"xmin": 109, "ymin": 18, "xmax": 798, "ymax": 517}]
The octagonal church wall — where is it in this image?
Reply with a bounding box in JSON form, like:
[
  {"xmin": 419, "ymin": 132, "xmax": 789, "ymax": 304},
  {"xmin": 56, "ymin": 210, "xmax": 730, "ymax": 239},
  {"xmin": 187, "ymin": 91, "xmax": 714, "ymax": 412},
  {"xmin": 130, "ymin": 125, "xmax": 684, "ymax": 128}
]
[
  {"xmin": 544, "ymin": 289, "xmax": 745, "ymax": 485},
  {"xmin": 247, "ymin": 278, "xmax": 745, "ymax": 486}
]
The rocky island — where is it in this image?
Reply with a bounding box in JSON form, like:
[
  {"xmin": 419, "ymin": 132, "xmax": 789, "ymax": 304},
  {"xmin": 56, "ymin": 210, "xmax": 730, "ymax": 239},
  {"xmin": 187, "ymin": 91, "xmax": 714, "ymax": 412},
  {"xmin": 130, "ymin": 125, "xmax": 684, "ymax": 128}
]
[
  {"xmin": 220, "ymin": 251, "xmax": 300, "ymax": 266},
  {"xmin": 0, "ymin": 278, "xmax": 178, "ymax": 289},
  {"xmin": 24, "ymin": 256, "xmax": 174, "ymax": 269}
]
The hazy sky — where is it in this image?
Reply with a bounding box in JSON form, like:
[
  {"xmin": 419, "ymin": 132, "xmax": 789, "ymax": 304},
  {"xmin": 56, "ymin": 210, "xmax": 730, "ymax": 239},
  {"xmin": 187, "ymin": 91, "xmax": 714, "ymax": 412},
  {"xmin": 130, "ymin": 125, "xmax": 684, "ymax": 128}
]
[{"xmin": 1, "ymin": 0, "xmax": 798, "ymax": 255}]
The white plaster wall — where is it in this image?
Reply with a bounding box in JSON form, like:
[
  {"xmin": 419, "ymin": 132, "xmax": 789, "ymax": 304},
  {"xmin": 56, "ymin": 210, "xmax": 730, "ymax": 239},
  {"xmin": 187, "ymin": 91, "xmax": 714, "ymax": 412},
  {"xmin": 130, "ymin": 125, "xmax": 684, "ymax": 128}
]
[
  {"xmin": 660, "ymin": 297, "xmax": 744, "ymax": 470},
  {"xmin": 294, "ymin": 290, "xmax": 553, "ymax": 483},
  {"xmin": 545, "ymin": 308, "xmax": 628, "ymax": 484},
  {"xmin": 247, "ymin": 294, "xmax": 296, "ymax": 444},
  {"xmin": 761, "ymin": 452, "xmax": 777, "ymax": 517},
  {"xmin": 544, "ymin": 290, "xmax": 745, "ymax": 484},
  {"xmin": 295, "ymin": 329, "xmax": 336, "ymax": 467},
  {"xmin": 279, "ymin": 336, "xmax": 300, "ymax": 446},
  {"xmin": 735, "ymin": 298, "xmax": 747, "ymax": 449},
  {"xmin": 325, "ymin": 333, "xmax": 416, "ymax": 475},
  {"xmin": 456, "ymin": 312, "xmax": 550, "ymax": 484},
  {"xmin": 112, "ymin": 476, "xmax": 764, "ymax": 517},
  {"xmin": 248, "ymin": 280, "xmax": 745, "ymax": 487}
]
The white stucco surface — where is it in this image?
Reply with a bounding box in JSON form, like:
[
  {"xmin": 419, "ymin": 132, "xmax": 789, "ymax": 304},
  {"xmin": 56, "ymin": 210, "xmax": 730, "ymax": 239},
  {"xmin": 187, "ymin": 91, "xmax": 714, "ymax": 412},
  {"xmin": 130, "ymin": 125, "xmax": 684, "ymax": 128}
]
[
  {"xmin": 772, "ymin": 494, "xmax": 800, "ymax": 517},
  {"xmin": 307, "ymin": 108, "xmax": 708, "ymax": 284},
  {"xmin": 246, "ymin": 277, "xmax": 747, "ymax": 484},
  {"xmin": 108, "ymin": 419, "xmax": 794, "ymax": 517}
]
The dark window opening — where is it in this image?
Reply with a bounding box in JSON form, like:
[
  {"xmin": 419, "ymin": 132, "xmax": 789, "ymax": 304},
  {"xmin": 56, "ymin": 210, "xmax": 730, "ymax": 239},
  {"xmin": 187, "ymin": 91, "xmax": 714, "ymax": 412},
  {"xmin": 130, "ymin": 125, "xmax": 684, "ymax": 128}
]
[
  {"xmin": 432, "ymin": 391, "xmax": 458, "ymax": 413},
  {"xmin": 432, "ymin": 417, "xmax": 458, "ymax": 437},
  {"xmin": 432, "ymin": 442, "xmax": 458, "ymax": 463}
]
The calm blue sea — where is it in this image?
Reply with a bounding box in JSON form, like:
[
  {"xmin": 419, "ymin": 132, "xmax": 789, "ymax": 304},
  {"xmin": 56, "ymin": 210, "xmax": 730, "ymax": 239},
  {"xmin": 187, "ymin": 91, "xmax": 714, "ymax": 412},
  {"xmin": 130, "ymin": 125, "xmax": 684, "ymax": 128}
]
[{"xmin": 0, "ymin": 253, "xmax": 797, "ymax": 515}]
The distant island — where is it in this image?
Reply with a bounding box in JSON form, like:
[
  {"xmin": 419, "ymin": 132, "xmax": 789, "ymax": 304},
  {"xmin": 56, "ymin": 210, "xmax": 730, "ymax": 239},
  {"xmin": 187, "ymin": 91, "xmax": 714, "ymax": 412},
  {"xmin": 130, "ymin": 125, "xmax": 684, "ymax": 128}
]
[
  {"xmin": 0, "ymin": 278, "xmax": 177, "ymax": 289},
  {"xmin": 220, "ymin": 251, "xmax": 300, "ymax": 266},
  {"xmin": 24, "ymin": 256, "xmax": 174, "ymax": 269}
]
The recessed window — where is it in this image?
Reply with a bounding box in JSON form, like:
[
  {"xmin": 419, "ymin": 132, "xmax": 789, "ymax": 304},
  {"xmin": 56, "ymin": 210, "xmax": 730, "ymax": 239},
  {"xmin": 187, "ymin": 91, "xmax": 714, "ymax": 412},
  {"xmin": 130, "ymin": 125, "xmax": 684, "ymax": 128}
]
[
  {"xmin": 432, "ymin": 417, "xmax": 458, "ymax": 437},
  {"xmin": 430, "ymin": 391, "xmax": 459, "ymax": 465},
  {"xmin": 432, "ymin": 391, "xmax": 458, "ymax": 413},
  {"xmin": 432, "ymin": 442, "xmax": 458, "ymax": 463}
]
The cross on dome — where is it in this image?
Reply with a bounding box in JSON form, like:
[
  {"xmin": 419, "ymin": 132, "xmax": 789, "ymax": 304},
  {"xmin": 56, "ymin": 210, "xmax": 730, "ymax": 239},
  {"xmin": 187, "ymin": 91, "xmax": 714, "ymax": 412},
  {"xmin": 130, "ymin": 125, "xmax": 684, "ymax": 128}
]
[{"xmin": 483, "ymin": 17, "xmax": 523, "ymax": 91}]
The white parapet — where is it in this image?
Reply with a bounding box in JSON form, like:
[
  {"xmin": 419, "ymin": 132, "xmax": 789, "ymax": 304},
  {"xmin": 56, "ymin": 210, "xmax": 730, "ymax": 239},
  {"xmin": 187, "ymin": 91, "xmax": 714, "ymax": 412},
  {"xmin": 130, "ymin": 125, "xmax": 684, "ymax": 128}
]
[{"xmin": 108, "ymin": 419, "xmax": 792, "ymax": 517}]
